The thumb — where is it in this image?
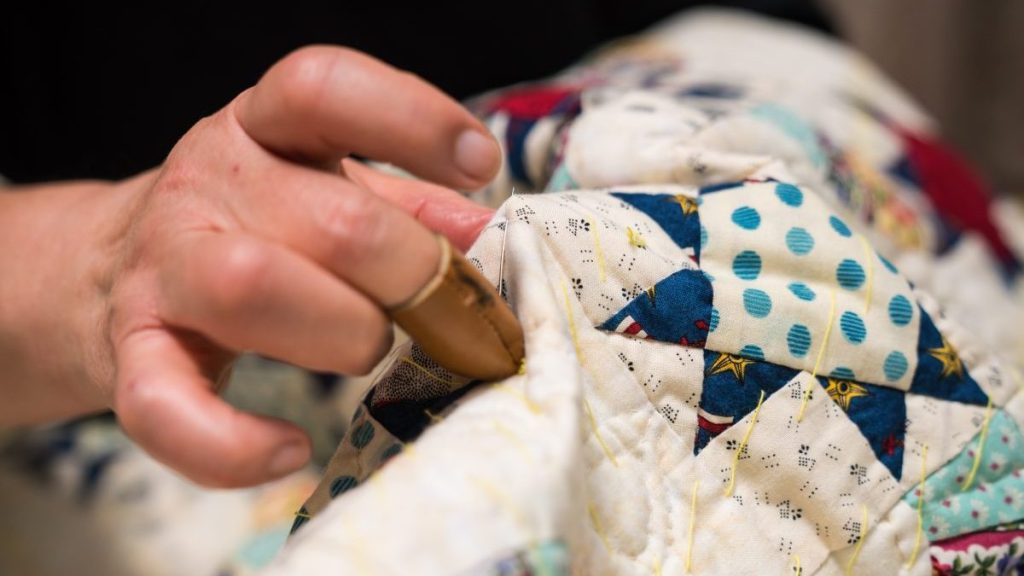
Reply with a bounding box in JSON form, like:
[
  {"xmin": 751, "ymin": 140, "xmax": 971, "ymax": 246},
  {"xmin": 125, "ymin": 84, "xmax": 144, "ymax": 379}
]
[{"xmin": 113, "ymin": 329, "xmax": 311, "ymax": 488}]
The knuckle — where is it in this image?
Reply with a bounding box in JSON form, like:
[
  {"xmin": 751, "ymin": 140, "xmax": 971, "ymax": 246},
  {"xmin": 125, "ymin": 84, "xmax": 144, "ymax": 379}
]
[
  {"xmin": 317, "ymin": 195, "xmax": 387, "ymax": 269},
  {"xmin": 204, "ymin": 241, "xmax": 273, "ymax": 314},
  {"xmin": 273, "ymin": 46, "xmax": 345, "ymax": 118},
  {"xmin": 154, "ymin": 156, "xmax": 199, "ymax": 197}
]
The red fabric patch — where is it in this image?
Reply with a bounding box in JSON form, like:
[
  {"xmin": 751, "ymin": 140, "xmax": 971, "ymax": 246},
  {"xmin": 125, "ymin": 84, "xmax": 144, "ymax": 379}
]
[
  {"xmin": 486, "ymin": 86, "xmax": 580, "ymax": 119},
  {"xmin": 898, "ymin": 129, "xmax": 1014, "ymax": 263}
]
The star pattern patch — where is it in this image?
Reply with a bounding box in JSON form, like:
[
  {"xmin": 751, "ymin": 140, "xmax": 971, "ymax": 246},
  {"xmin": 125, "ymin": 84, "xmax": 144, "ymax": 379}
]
[
  {"xmin": 598, "ymin": 268, "xmax": 713, "ymax": 348},
  {"xmin": 589, "ymin": 185, "xmax": 991, "ymax": 482},
  {"xmin": 909, "ymin": 308, "xmax": 989, "ymax": 405}
]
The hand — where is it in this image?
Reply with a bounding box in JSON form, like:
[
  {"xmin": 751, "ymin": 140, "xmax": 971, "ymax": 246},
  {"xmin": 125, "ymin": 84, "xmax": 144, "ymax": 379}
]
[{"xmin": 0, "ymin": 46, "xmax": 500, "ymax": 487}]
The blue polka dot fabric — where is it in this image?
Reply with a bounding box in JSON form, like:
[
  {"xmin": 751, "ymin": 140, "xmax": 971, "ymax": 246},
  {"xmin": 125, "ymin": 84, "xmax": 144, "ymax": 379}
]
[
  {"xmin": 731, "ymin": 206, "xmax": 761, "ymax": 230},
  {"xmin": 694, "ymin": 179, "xmax": 922, "ymax": 393},
  {"xmin": 586, "ymin": 178, "xmax": 992, "ymax": 480}
]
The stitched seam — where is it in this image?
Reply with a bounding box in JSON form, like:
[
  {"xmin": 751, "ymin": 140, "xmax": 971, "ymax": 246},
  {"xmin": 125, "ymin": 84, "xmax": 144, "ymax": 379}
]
[{"xmin": 441, "ymin": 270, "xmax": 520, "ymax": 370}]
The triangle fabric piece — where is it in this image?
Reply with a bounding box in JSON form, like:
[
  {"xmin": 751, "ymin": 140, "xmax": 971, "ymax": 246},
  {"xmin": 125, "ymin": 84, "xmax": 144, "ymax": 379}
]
[
  {"xmin": 901, "ymin": 392, "xmax": 988, "ymax": 491},
  {"xmin": 598, "ymin": 268, "xmax": 713, "ymax": 348},
  {"xmin": 815, "ymin": 376, "xmax": 907, "ymax": 480},
  {"xmin": 695, "ymin": 350, "xmax": 798, "ymax": 454},
  {"xmin": 908, "ymin": 306, "xmax": 989, "ymax": 406},
  {"xmin": 612, "ymin": 192, "xmax": 703, "ymax": 260}
]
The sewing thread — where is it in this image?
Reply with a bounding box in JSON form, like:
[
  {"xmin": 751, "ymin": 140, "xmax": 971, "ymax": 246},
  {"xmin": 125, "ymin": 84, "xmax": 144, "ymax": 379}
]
[
  {"xmin": 798, "ymin": 289, "xmax": 837, "ymax": 421},
  {"xmin": 589, "ymin": 502, "xmax": 612, "ymax": 553},
  {"xmin": 399, "ymin": 357, "xmax": 449, "ymax": 386},
  {"xmin": 906, "ymin": 445, "xmax": 929, "ymax": 569},
  {"xmin": 961, "ymin": 399, "xmax": 995, "ymax": 490},
  {"xmin": 845, "ymin": 505, "xmax": 868, "ymax": 576},
  {"xmin": 473, "ymin": 476, "xmax": 533, "ymax": 540},
  {"xmin": 561, "ymin": 281, "xmax": 585, "ymax": 364},
  {"xmin": 584, "ymin": 398, "xmax": 619, "ymax": 467},
  {"xmin": 626, "ymin": 226, "xmax": 647, "ymax": 249},
  {"xmin": 724, "ymin": 390, "xmax": 766, "ymax": 497}
]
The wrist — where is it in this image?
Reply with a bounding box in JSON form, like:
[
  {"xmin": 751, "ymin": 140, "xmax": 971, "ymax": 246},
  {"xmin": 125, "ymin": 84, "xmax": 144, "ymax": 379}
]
[{"xmin": 0, "ymin": 173, "xmax": 150, "ymax": 424}]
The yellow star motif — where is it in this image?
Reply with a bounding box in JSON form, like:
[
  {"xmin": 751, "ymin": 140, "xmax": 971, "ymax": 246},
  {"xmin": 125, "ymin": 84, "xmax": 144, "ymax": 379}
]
[
  {"xmin": 669, "ymin": 194, "xmax": 699, "ymax": 217},
  {"xmin": 825, "ymin": 378, "xmax": 870, "ymax": 411},
  {"xmin": 928, "ymin": 337, "xmax": 964, "ymax": 379},
  {"xmin": 644, "ymin": 285, "xmax": 656, "ymax": 306},
  {"xmin": 707, "ymin": 353, "xmax": 755, "ymax": 382}
]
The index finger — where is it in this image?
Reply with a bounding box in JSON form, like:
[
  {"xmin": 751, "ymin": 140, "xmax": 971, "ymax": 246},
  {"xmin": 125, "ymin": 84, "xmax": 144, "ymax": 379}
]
[{"xmin": 235, "ymin": 45, "xmax": 501, "ymax": 189}]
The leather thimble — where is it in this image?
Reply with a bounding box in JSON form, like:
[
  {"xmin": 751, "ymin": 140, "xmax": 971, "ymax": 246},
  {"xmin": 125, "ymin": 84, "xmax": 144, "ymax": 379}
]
[{"xmin": 388, "ymin": 235, "xmax": 525, "ymax": 381}]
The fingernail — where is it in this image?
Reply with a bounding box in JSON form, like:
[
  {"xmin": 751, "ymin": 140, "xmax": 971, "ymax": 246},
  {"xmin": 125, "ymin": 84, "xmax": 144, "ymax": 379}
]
[
  {"xmin": 454, "ymin": 130, "xmax": 501, "ymax": 182},
  {"xmin": 268, "ymin": 440, "xmax": 309, "ymax": 477}
]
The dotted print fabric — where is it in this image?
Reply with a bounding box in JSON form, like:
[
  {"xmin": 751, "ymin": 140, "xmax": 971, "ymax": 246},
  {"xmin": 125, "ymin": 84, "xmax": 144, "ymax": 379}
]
[{"xmin": 275, "ymin": 10, "xmax": 1024, "ymax": 576}]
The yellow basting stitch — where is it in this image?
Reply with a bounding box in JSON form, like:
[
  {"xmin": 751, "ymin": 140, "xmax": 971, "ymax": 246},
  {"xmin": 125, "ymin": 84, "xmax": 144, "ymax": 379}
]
[
  {"xmin": 962, "ymin": 399, "xmax": 995, "ymax": 491},
  {"xmin": 627, "ymin": 226, "xmax": 647, "ymax": 249},
  {"xmin": 561, "ymin": 281, "xmax": 585, "ymax": 364},
  {"xmin": 845, "ymin": 505, "xmax": 868, "ymax": 576},
  {"xmin": 906, "ymin": 445, "xmax": 929, "ymax": 569},
  {"xmin": 562, "ymin": 279, "xmax": 618, "ymax": 465},
  {"xmin": 583, "ymin": 398, "xmax": 619, "ymax": 467},
  {"xmin": 493, "ymin": 420, "xmax": 535, "ymax": 464},
  {"xmin": 724, "ymin": 390, "xmax": 766, "ymax": 497},
  {"xmin": 495, "ymin": 382, "xmax": 543, "ymax": 415},
  {"xmin": 423, "ymin": 408, "xmax": 445, "ymax": 424},
  {"xmin": 472, "ymin": 476, "xmax": 533, "ymax": 539},
  {"xmin": 399, "ymin": 357, "xmax": 450, "ymax": 386},
  {"xmin": 588, "ymin": 501, "xmax": 612, "ymax": 554},
  {"xmin": 1012, "ymin": 366, "xmax": 1024, "ymax": 394},
  {"xmin": 798, "ymin": 289, "xmax": 837, "ymax": 421},
  {"xmin": 686, "ymin": 480, "xmax": 700, "ymax": 573}
]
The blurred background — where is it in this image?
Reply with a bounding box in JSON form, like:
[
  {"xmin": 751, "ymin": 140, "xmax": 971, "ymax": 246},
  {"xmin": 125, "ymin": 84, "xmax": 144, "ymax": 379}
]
[
  {"xmin": 1, "ymin": 1, "xmax": 1021, "ymax": 196},
  {"xmin": 822, "ymin": 0, "xmax": 1024, "ymax": 199}
]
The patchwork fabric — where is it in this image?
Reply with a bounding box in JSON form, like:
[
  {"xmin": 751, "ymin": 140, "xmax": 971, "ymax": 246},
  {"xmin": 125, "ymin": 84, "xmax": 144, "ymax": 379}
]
[
  {"xmin": 905, "ymin": 411, "xmax": 1024, "ymax": 541},
  {"xmin": 928, "ymin": 522, "xmax": 1024, "ymax": 576},
  {"xmin": 698, "ymin": 178, "xmax": 921, "ymax": 390},
  {"xmin": 600, "ymin": 332, "xmax": 703, "ymax": 445},
  {"xmin": 599, "ymin": 269, "xmax": 712, "ymax": 348},
  {"xmin": 279, "ymin": 11, "xmax": 1024, "ymax": 576},
  {"xmin": 695, "ymin": 350, "xmax": 797, "ymax": 453},
  {"xmin": 8, "ymin": 9, "xmax": 1024, "ymax": 576},
  {"xmin": 284, "ymin": 176, "xmax": 1017, "ymax": 574},
  {"xmin": 469, "ymin": 540, "xmax": 571, "ymax": 576},
  {"xmin": 0, "ymin": 411, "xmax": 321, "ymax": 576}
]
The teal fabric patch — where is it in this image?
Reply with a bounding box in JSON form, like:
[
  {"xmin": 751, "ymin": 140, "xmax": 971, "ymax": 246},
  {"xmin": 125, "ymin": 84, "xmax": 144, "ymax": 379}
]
[
  {"xmin": 750, "ymin": 104, "xmax": 828, "ymax": 168},
  {"xmin": 234, "ymin": 525, "xmax": 291, "ymax": 569},
  {"xmin": 481, "ymin": 539, "xmax": 571, "ymax": 575},
  {"xmin": 904, "ymin": 410, "xmax": 1024, "ymax": 540}
]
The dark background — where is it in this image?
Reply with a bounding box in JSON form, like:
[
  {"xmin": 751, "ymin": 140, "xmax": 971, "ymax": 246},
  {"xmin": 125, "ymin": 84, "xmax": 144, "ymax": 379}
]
[{"xmin": 0, "ymin": 1, "xmax": 830, "ymax": 183}]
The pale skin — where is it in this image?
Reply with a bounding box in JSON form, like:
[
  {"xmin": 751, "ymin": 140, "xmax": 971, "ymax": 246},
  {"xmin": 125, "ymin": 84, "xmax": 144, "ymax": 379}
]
[{"xmin": 0, "ymin": 46, "xmax": 502, "ymax": 488}]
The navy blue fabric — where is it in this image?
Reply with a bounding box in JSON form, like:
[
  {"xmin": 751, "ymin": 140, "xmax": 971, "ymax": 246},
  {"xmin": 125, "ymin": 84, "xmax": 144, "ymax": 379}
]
[
  {"xmin": 598, "ymin": 268, "xmax": 712, "ymax": 348},
  {"xmin": 612, "ymin": 192, "xmax": 703, "ymax": 260},
  {"xmin": 909, "ymin": 307, "xmax": 989, "ymax": 406}
]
